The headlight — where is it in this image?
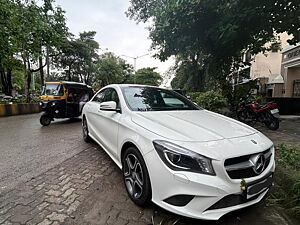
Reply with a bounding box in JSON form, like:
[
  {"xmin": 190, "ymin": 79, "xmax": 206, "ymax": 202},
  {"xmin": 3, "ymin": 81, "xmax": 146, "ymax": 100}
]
[{"xmin": 153, "ymin": 140, "xmax": 215, "ymax": 175}]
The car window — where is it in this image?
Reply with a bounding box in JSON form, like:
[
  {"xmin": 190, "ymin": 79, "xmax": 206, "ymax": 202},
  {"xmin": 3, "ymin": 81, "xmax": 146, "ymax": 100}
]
[
  {"xmin": 92, "ymin": 88, "xmax": 120, "ymax": 107},
  {"xmin": 92, "ymin": 89, "xmax": 108, "ymax": 103}
]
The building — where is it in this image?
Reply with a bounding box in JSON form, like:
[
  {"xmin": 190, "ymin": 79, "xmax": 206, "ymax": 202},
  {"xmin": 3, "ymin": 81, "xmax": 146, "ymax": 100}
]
[{"xmin": 281, "ymin": 44, "xmax": 300, "ymax": 97}]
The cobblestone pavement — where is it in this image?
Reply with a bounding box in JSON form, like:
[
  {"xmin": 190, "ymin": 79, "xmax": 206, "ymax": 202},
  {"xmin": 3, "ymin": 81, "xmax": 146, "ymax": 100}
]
[{"xmin": 0, "ymin": 117, "xmax": 299, "ymax": 225}]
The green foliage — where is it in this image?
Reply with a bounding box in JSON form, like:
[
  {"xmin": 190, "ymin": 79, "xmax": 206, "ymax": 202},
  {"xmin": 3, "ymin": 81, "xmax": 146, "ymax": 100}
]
[
  {"xmin": 127, "ymin": 67, "xmax": 162, "ymax": 86},
  {"xmin": 92, "ymin": 52, "xmax": 132, "ymax": 90},
  {"xmin": 0, "ymin": 96, "xmax": 40, "ymax": 104},
  {"xmin": 277, "ymin": 143, "xmax": 300, "ymax": 171},
  {"xmin": 127, "ymin": 0, "xmax": 300, "ymax": 104},
  {"xmin": 268, "ymin": 143, "xmax": 300, "ymax": 218},
  {"xmin": 128, "ymin": 0, "xmax": 299, "ymax": 61},
  {"xmin": 195, "ymin": 91, "xmax": 227, "ymax": 113},
  {"xmin": 0, "ymin": 0, "xmax": 68, "ymax": 100},
  {"xmin": 171, "ymin": 58, "xmax": 206, "ymax": 92},
  {"xmin": 253, "ymin": 95, "xmax": 263, "ymax": 104},
  {"xmin": 53, "ymin": 31, "xmax": 99, "ymax": 84},
  {"xmin": 232, "ymin": 80, "xmax": 257, "ymax": 107},
  {"xmin": 186, "ymin": 92, "xmax": 202, "ymax": 102}
]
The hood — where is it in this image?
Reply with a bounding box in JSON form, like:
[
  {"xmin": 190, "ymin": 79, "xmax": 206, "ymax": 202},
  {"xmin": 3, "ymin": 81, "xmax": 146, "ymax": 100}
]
[{"xmin": 131, "ymin": 110, "xmax": 257, "ymax": 142}]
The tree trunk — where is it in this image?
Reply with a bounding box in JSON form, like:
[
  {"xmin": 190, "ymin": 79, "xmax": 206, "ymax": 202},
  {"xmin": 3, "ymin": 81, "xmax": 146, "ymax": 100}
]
[
  {"xmin": 24, "ymin": 69, "xmax": 31, "ymax": 102},
  {"xmin": 23, "ymin": 58, "xmax": 31, "ymax": 102},
  {"xmin": 67, "ymin": 66, "xmax": 71, "ymax": 81},
  {"xmin": 7, "ymin": 68, "xmax": 13, "ymax": 95},
  {"xmin": 39, "ymin": 55, "xmax": 45, "ymax": 86},
  {"xmin": 46, "ymin": 46, "xmax": 50, "ymax": 79},
  {"xmin": 0, "ymin": 67, "xmax": 13, "ymax": 96}
]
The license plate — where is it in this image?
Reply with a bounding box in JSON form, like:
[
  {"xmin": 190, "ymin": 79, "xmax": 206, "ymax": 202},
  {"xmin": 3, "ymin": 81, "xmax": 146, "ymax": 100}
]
[
  {"xmin": 246, "ymin": 174, "xmax": 273, "ymax": 199},
  {"xmin": 270, "ymin": 109, "xmax": 279, "ymax": 114}
]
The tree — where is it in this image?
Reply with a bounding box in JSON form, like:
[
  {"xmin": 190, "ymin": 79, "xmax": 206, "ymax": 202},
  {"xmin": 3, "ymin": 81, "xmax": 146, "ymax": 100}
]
[
  {"xmin": 53, "ymin": 31, "xmax": 99, "ymax": 84},
  {"xmin": 0, "ymin": 0, "xmax": 20, "ymax": 95},
  {"xmin": 127, "ymin": 0, "xmax": 300, "ymax": 101},
  {"xmin": 93, "ymin": 52, "xmax": 132, "ymax": 89},
  {"xmin": 128, "ymin": 67, "xmax": 162, "ymax": 86},
  {"xmin": 0, "ymin": 0, "xmax": 68, "ymax": 99},
  {"xmin": 171, "ymin": 57, "xmax": 205, "ymax": 91},
  {"xmin": 73, "ymin": 31, "xmax": 99, "ymax": 84}
]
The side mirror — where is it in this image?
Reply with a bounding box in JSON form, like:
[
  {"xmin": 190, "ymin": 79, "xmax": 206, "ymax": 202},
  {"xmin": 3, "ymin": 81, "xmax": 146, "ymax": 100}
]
[{"xmin": 99, "ymin": 101, "xmax": 120, "ymax": 112}]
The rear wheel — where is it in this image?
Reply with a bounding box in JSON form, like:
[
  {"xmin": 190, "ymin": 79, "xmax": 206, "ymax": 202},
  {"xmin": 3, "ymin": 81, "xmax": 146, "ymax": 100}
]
[
  {"xmin": 122, "ymin": 147, "xmax": 152, "ymax": 207},
  {"xmin": 40, "ymin": 114, "xmax": 52, "ymax": 126},
  {"xmin": 236, "ymin": 107, "xmax": 249, "ymax": 123},
  {"xmin": 82, "ymin": 117, "xmax": 92, "ymax": 142},
  {"xmin": 265, "ymin": 114, "xmax": 279, "ymax": 130}
]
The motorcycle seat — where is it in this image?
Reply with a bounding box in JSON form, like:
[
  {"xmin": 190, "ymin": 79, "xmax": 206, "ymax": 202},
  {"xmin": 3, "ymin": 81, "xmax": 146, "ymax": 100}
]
[{"xmin": 254, "ymin": 101, "xmax": 274, "ymax": 109}]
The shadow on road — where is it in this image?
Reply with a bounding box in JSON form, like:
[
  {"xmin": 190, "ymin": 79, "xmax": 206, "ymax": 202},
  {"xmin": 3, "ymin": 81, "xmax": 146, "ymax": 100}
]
[{"xmin": 41, "ymin": 117, "xmax": 82, "ymax": 127}]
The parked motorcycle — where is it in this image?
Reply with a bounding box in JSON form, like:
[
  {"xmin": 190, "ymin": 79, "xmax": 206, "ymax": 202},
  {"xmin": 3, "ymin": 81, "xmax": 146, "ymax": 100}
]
[{"xmin": 236, "ymin": 95, "xmax": 280, "ymax": 130}]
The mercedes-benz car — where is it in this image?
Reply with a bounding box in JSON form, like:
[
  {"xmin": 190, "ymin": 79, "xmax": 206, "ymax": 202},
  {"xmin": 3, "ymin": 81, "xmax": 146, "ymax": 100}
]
[{"xmin": 81, "ymin": 84, "xmax": 275, "ymax": 220}]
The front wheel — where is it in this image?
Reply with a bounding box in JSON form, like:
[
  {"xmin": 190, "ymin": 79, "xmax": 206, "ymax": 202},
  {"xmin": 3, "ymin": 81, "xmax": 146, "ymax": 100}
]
[
  {"xmin": 265, "ymin": 114, "xmax": 279, "ymax": 130},
  {"xmin": 82, "ymin": 117, "xmax": 92, "ymax": 143},
  {"xmin": 40, "ymin": 114, "xmax": 52, "ymax": 126},
  {"xmin": 122, "ymin": 147, "xmax": 152, "ymax": 207}
]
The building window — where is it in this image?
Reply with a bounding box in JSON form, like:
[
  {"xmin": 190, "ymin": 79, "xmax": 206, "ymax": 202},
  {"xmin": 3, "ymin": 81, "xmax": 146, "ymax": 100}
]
[
  {"xmin": 293, "ymin": 80, "xmax": 300, "ymax": 97},
  {"xmin": 271, "ymin": 42, "xmax": 281, "ymax": 52}
]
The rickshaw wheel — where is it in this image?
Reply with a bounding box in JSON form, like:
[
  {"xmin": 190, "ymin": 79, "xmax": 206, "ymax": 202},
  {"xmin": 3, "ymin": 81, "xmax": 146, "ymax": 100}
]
[{"xmin": 40, "ymin": 114, "xmax": 52, "ymax": 126}]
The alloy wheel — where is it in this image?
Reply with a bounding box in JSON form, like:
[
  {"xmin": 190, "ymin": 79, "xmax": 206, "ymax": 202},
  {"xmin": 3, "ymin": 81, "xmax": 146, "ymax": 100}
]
[{"xmin": 124, "ymin": 154, "xmax": 144, "ymax": 199}]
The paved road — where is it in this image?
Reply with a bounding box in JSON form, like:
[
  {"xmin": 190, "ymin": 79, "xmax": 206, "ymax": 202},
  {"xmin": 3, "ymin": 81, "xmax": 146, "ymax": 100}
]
[
  {"xmin": 0, "ymin": 114, "xmax": 298, "ymax": 225},
  {"xmin": 0, "ymin": 113, "xmax": 89, "ymax": 193}
]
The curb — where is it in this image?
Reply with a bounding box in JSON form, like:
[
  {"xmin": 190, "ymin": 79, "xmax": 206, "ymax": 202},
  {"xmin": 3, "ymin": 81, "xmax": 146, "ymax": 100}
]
[{"xmin": 0, "ymin": 103, "xmax": 41, "ymax": 117}]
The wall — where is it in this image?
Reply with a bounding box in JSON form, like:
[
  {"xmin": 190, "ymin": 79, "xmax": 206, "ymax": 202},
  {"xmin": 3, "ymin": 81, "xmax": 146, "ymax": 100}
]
[
  {"xmin": 250, "ymin": 33, "xmax": 291, "ymax": 79},
  {"xmin": 0, "ymin": 103, "xmax": 41, "ymax": 117}
]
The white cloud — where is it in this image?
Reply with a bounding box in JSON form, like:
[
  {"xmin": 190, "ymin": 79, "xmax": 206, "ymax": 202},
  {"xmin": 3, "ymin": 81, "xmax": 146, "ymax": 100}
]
[{"xmin": 55, "ymin": 0, "xmax": 174, "ymax": 75}]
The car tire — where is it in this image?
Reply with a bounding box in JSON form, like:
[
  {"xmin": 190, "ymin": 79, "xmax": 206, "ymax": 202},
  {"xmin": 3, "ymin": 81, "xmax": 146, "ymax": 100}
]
[
  {"xmin": 82, "ymin": 117, "xmax": 92, "ymax": 143},
  {"xmin": 122, "ymin": 146, "xmax": 152, "ymax": 207},
  {"xmin": 40, "ymin": 114, "xmax": 52, "ymax": 126}
]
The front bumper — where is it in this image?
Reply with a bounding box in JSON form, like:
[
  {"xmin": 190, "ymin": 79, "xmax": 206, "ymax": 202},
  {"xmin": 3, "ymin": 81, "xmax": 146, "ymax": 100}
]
[{"xmin": 144, "ymin": 148, "xmax": 275, "ymax": 220}]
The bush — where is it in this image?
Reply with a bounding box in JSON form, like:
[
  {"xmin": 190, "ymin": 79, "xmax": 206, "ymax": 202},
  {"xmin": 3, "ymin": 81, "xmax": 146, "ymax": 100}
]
[
  {"xmin": 186, "ymin": 92, "xmax": 202, "ymax": 102},
  {"xmin": 195, "ymin": 90, "xmax": 227, "ymax": 113},
  {"xmin": 277, "ymin": 143, "xmax": 300, "ymax": 170},
  {"xmin": 268, "ymin": 143, "xmax": 300, "ymax": 219},
  {"xmin": 0, "ymin": 96, "xmax": 40, "ymax": 104}
]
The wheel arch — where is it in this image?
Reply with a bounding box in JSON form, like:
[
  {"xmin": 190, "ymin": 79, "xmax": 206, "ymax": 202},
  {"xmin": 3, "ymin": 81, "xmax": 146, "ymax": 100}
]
[{"xmin": 121, "ymin": 141, "xmax": 140, "ymax": 162}]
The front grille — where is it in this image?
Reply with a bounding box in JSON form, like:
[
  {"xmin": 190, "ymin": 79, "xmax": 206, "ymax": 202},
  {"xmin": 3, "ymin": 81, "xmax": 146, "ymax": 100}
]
[{"xmin": 224, "ymin": 148, "xmax": 272, "ymax": 179}]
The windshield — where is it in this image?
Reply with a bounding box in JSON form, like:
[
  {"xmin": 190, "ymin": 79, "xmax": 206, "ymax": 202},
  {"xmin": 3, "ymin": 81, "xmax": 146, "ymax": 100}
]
[
  {"xmin": 42, "ymin": 83, "xmax": 64, "ymax": 96},
  {"xmin": 122, "ymin": 87, "xmax": 200, "ymax": 111}
]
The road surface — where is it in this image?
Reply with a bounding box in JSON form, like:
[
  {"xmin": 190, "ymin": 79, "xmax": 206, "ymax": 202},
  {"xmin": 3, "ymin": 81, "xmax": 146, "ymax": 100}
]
[{"xmin": 0, "ymin": 113, "xmax": 89, "ymax": 193}]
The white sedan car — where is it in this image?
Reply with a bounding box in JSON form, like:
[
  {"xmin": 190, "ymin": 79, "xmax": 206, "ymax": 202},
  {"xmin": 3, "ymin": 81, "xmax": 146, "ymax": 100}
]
[{"xmin": 82, "ymin": 84, "xmax": 275, "ymax": 220}]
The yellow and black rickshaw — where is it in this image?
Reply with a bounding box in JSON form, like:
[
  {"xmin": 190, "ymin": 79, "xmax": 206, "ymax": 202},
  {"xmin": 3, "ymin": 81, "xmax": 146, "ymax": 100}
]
[{"xmin": 39, "ymin": 81, "xmax": 93, "ymax": 126}]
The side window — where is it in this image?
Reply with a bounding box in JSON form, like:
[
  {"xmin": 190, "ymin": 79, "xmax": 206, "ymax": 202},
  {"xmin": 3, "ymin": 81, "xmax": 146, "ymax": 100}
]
[
  {"xmin": 92, "ymin": 90, "xmax": 107, "ymax": 103},
  {"xmin": 104, "ymin": 88, "xmax": 120, "ymax": 107},
  {"xmin": 92, "ymin": 88, "xmax": 120, "ymax": 106},
  {"xmin": 111, "ymin": 89, "xmax": 120, "ymax": 104}
]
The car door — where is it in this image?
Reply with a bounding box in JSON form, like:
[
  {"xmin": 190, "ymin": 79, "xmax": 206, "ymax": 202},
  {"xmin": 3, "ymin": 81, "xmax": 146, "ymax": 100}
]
[
  {"xmin": 84, "ymin": 89, "xmax": 106, "ymax": 139},
  {"xmin": 89, "ymin": 88, "xmax": 121, "ymax": 158}
]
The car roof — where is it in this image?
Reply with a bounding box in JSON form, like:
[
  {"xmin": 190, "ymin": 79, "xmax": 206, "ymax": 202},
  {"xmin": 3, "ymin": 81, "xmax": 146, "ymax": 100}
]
[{"xmin": 106, "ymin": 84, "xmax": 164, "ymax": 89}]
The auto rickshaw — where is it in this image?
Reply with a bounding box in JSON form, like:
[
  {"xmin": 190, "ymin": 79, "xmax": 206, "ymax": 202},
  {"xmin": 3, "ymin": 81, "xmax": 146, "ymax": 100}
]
[{"xmin": 39, "ymin": 81, "xmax": 93, "ymax": 126}]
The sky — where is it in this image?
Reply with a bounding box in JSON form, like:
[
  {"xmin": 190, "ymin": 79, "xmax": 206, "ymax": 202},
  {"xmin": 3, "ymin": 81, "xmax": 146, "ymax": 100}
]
[{"xmin": 55, "ymin": 0, "xmax": 174, "ymax": 76}]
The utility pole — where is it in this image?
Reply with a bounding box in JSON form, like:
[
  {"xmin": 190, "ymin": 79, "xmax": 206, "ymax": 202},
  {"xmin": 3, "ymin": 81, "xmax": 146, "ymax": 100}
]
[{"xmin": 121, "ymin": 53, "xmax": 149, "ymax": 84}]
